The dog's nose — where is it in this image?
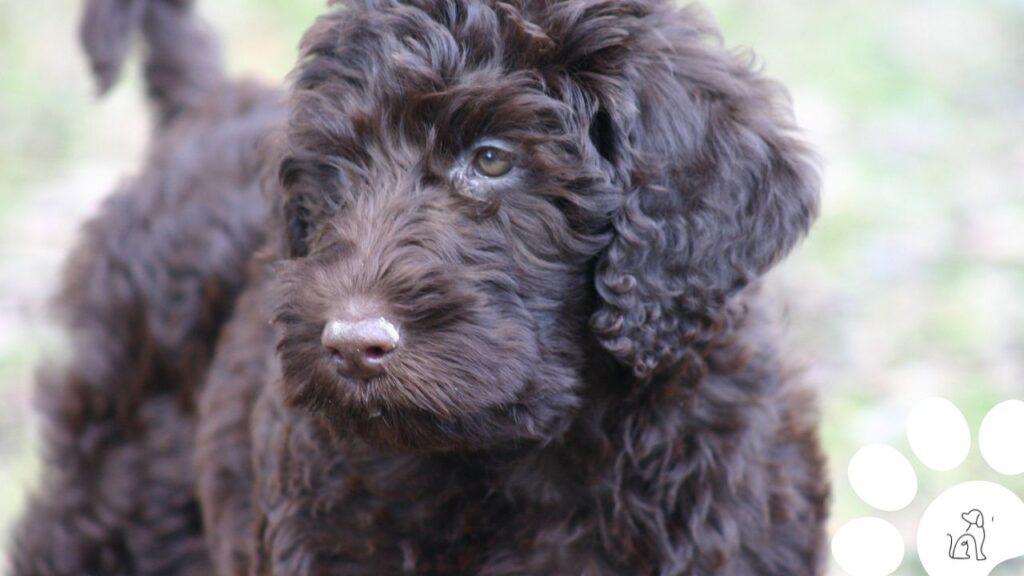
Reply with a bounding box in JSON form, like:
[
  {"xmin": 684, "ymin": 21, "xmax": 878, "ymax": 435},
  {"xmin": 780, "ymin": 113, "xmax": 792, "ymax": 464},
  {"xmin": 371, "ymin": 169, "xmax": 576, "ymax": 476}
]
[{"xmin": 321, "ymin": 317, "xmax": 400, "ymax": 379}]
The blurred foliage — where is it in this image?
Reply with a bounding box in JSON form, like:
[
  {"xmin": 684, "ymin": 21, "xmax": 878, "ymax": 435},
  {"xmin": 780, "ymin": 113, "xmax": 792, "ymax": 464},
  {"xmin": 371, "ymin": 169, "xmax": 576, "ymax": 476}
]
[{"xmin": 1, "ymin": 0, "xmax": 1022, "ymax": 574}]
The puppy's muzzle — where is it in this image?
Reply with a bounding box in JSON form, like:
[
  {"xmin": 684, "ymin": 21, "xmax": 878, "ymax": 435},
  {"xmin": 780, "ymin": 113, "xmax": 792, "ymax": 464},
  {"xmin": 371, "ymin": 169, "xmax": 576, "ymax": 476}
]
[{"xmin": 322, "ymin": 316, "xmax": 400, "ymax": 379}]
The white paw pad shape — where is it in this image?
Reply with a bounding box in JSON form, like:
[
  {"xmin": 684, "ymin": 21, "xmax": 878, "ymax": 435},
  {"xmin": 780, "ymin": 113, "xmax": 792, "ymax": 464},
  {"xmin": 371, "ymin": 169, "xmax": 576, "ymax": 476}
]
[{"xmin": 832, "ymin": 398, "xmax": 1024, "ymax": 575}]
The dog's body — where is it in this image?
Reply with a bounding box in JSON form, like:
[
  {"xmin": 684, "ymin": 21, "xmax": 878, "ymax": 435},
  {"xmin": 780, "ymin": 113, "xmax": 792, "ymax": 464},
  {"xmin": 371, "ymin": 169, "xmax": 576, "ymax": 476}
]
[
  {"xmin": 948, "ymin": 509, "xmax": 987, "ymax": 561},
  {"xmin": 11, "ymin": 0, "xmax": 829, "ymax": 574}
]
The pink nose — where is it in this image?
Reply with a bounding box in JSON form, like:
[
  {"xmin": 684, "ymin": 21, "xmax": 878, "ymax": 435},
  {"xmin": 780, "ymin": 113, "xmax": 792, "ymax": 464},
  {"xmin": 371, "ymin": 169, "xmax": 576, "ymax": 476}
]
[{"xmin": 321, "ymin": 317, "xmax": 400, "ymax": 379}]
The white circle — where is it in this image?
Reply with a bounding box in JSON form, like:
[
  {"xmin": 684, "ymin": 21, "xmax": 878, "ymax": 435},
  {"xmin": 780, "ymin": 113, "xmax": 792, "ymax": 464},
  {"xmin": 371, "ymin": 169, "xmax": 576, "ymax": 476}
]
[
  {"xmin": 831, "ymin": 517, "xmax": 905, "ymax": 576},
  {"xmin": 979, "ymin": 399, "xmax": 1024, "ymax": 475},
  {"xmin": 848, "ymin": 444, "xmax": 918, "ymax": 511},
  {"xmin": 906, "ymin": 397, "xmax": 971, "ymax": 471}
]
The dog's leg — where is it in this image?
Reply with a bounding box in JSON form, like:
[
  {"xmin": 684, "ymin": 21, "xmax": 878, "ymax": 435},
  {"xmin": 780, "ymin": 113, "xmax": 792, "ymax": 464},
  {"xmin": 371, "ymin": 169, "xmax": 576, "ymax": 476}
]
[{"xmin": 195, "ymin": 275, "xmax": 275, "ymax": 576}]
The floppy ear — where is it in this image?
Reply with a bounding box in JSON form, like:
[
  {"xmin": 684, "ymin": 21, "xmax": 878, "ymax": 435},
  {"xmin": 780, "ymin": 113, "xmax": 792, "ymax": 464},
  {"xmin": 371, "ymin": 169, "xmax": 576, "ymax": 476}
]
[{"xmin": 580, "ymin": 2, "xmax": 821, "ymax": 378}]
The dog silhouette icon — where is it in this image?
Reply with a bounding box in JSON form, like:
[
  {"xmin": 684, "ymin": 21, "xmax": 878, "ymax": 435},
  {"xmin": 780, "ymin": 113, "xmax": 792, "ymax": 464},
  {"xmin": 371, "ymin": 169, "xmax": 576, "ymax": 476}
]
[{"xmin": 948, "ymin": 509, "xmax": 987, "ymax": 561}]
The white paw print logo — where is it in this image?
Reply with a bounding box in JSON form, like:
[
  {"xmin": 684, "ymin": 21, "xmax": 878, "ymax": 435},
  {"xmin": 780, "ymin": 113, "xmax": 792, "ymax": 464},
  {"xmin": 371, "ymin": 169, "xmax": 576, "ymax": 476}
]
[{"xmin": 832, "ymin": 398, "xmax": 1024, "ymax": 576}]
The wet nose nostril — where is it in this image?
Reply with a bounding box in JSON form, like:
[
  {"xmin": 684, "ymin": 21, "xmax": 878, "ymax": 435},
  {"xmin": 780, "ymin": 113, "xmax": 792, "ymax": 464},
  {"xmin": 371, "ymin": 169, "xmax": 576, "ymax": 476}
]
[
  {"xmin": 321, "ymin": 317, "xmax": 400, "ymax": 379},
  {"xmin": 326, "ymin": 349, "xmax": 346, "ymax": 366},
  {"xmin": 364, "ymin": 346, "xmax": 387, "ymax": 361}
]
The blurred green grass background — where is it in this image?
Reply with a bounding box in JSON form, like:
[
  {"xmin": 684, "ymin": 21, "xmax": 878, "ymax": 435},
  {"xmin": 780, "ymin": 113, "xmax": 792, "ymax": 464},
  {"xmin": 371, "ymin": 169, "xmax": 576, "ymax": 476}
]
[{"xmin": 1, "ymin": 0, "xmax": 1022, "ymax": 574}]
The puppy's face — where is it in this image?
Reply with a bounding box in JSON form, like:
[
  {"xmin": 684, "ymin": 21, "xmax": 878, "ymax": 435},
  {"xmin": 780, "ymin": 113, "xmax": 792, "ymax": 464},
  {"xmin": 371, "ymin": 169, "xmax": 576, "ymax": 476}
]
[
  {"xmin": 273, "ymin": 2, "xmax": 618, "ymax": 451},
  {"xmin": 271, "ymin": 0, "xmax": 819, "ymax": 451}
]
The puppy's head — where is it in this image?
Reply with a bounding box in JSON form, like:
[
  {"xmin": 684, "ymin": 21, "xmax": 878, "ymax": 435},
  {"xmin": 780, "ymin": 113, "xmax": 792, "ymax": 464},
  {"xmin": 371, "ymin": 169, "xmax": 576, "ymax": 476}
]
[{"xmin": 271, "ymin": 0, "xmax": 819, "ymax": 451}]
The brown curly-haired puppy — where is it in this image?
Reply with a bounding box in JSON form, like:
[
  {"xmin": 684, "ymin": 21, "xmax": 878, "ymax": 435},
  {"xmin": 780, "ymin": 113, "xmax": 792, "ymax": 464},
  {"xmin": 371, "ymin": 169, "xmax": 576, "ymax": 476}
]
[{"xmin": 10, "ymin": 0, "xmax": 829, "ymax": 574}]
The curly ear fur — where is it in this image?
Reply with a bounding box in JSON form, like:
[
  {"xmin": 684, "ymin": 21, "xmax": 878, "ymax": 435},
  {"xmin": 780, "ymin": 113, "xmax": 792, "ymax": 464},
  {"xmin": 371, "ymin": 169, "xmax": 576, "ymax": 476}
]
[{"xmin": 580, "ymin": 2, "xmax": 821, "ymax": 378}]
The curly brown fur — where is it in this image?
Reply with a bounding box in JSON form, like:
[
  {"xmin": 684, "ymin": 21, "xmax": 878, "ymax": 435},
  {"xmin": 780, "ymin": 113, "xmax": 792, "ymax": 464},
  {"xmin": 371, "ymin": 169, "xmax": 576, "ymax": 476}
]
[{"xmin": 11, "ymin": 0, "xmax": 829, "ymax": 574}]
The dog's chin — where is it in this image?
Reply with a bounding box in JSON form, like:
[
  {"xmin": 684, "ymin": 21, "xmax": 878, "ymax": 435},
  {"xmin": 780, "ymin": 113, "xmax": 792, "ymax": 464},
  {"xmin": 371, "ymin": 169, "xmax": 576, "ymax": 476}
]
[
  {"xmin": 321, "ymin": 401, "xmax": 535, "ymax": 453},
  {"xmin": 310, "ymin": 387, "xmax": 580, "ymax": 453},
  {"xmin": 279, "ymin": 349, "xmax": 585, "ymax": 452}
]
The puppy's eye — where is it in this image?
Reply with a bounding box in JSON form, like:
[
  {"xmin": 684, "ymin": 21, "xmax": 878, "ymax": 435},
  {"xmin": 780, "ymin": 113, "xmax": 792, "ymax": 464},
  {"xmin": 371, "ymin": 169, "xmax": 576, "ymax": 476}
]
[
  {"xmin": 285, "ymin": 199, "xmax": 312, "ymax": 258},
  {"xmin": 473, "ymin": 147, "xmax": 514, "ymax": 178}
]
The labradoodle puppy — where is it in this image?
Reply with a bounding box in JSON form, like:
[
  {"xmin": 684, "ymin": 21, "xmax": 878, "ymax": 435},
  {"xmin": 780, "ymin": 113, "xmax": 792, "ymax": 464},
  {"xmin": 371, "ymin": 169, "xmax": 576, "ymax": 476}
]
[{"xmin": 10, "ymin": 0, "xmax": 829, "ymax": 574}]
